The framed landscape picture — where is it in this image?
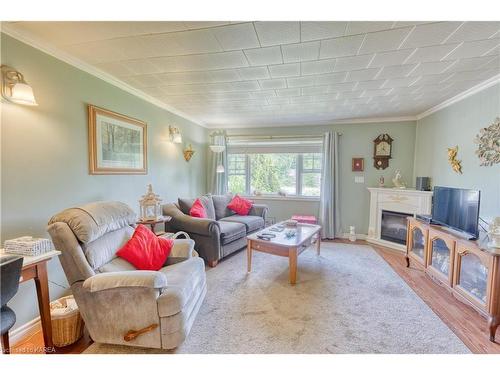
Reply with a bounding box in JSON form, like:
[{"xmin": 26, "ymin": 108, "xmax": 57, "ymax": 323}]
[{"xmin": 88, "ymin": 105, "xmax": 147, "ymax": 174}]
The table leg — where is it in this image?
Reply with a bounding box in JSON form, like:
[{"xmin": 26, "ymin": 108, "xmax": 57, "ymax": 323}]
[
  {"xmin": 34, "ymin": 262, "xmax": 54, "ymax": 352},
  {"xmin": 316, "ymin": 230, "xmax": 321, "ymax": 255},
  {"xmin": 289, "ymin": 247, "xmax": 298, "ymax": 285},
  {"xmin": 247, "ymin": 241, "xmax": 252, "ymax": 273}
]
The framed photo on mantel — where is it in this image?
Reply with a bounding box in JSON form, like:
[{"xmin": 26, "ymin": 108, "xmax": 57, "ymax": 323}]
[{"xmin": 88, "ymin": 104, "xmax": 147, "ymax": 175}]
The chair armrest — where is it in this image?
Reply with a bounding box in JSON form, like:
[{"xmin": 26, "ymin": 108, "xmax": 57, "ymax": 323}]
[
  {"xmin": 169, "ymin": 239, "xmax": 195, "ymax": 259},
  {"xmin": 249, "ymin": 204, "xmax": 268, "ymax": 219},
  {"xmin": 82, "ymin": 271, "xmax": 167, "ymax": 293}
]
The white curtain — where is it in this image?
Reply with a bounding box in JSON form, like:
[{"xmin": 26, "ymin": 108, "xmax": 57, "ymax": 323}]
[
  {"xmin": 207, "ymin": 133, "xmax": 228, "ymax": 195},
  {"xmin": 319, "ymin": 132, "xmax": 340, "ymax": 239}
]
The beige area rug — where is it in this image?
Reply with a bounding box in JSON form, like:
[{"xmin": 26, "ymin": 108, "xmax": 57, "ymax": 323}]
[{"xmin": 84, "ymin": 243, "xmax": 470, "ymax": 354}]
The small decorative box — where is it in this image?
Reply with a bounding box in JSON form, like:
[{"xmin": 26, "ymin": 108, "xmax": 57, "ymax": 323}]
[
  {"xmin": 4, "ymin": 236, "xmax": 53, "ymax": 256},
  {"xmin": 291, "ymin": 215, "xmax": 318, "ymax": 225}
]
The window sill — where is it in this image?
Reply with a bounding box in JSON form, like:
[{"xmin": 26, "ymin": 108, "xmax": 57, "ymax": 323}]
[{"xmin": 242, "ymin": 195, "xmax": 320, "ymax": 202}]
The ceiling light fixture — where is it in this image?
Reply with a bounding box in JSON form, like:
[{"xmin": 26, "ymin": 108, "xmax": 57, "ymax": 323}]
[
  {"xmin": 1, "ymin": 65, "xmax": 38, "ymax": 106},
  {"xmin": 209, "ymin": 130, "xmax": 226, "ymax": 153}
]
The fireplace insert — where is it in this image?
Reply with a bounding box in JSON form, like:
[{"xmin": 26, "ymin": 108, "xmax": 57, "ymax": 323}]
[{"xmin": 381, "ymin": 210, "xmax": 413, "ymax": 245}]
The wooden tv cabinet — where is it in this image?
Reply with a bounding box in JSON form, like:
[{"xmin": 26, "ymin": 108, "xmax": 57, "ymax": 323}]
[{"xmin": 405, "ymin": 217, "xmax": 500, "ymax": 342}]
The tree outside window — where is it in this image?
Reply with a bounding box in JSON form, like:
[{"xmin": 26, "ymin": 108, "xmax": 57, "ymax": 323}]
[
  {"xmin": 227, "ymin": 154, "xmax": 246, "ymax": 194},
  {"xmin": 227, "ymin": 152, "xmax": 322, "ymax": 197}
]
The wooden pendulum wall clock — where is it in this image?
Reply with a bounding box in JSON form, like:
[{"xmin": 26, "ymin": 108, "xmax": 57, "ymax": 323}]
[{"xmin": 373, "ymin": 134, "xmax": 393, "ymax": 170}]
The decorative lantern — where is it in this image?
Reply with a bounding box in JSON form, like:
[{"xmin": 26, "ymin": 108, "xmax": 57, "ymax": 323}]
[{"xmin": 139, "ymin": 184, "xmax": 163, "ymax": 221}]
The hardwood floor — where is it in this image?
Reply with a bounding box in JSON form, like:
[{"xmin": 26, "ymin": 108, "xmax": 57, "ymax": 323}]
[
  {"xmin": 9, "ymin": 328, "xmax": 92, "ymax": 354},
  {"xmin": 370, "ymin": 241, "xmax": 500, "ymax": 354},
  {"xmin": 10, "ymin": 240, "xmax": 500, "ymax": 354}
]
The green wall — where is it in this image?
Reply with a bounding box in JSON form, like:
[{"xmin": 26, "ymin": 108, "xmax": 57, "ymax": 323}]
[
  {"xmin": 414, "ymin": 83, "xmax": 500, "ymax": 222},
  {"xmin": 1, "ymin": 33, "xmax": 208, "ymax": 330},
  {"xmin": 225, "ymin": 120, "xmax": 417, "ymax": 235}
]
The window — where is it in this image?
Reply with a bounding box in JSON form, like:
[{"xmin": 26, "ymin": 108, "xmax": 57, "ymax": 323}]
[
  {"xmin": 301, "ymin": 153, "xmax": 322, "ymax": 197},
  {"xmin": 227, "ymin": 152, "xmax": 322, "ymax": 197},
  {"xmin": 227, "ymin": 154, "xmax": 247, "ymax": 194},
  {"xmin": 250, "ymin": 153, "xmax": 297, "ymax": 195}
]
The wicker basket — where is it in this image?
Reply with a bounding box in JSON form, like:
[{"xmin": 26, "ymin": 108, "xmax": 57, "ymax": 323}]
[{"xmin": 50, "ymin": 296, "xmax": 84, "ymax": 347}]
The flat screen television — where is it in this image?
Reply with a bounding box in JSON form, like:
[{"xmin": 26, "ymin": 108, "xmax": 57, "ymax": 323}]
[{"xmin": 432, "ymin": 186, "xmax": 481, "ymax": 239}]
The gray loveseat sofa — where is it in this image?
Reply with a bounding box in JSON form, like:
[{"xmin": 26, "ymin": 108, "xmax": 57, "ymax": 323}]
[
  {"xmin": 47, "ymin": 201, "xmax": 206, "ymax": 350},
  {"xmin": 163, "ymin": 194, "xmax": 268, "ymax": 267}
]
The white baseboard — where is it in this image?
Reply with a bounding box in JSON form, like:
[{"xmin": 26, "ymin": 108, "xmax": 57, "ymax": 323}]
[
  {"xmin": 336, "ymin": 233, "xmax": 367, "ymax": 240},
  {"xmin": 9, "ymin": 317, "xmax": 41, "ymax": 346}
]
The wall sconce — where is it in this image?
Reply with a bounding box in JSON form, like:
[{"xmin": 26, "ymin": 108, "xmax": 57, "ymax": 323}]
[
  {"xmin": 169, "ymin": 126, "xmax": 182, "ymax": 144},
  {"xmin": 183, "ymin": 144, "xmax": 195, "ymax": 162},
  {"xmin": 1, "ymin": 65, "xmax": 38, "ymax": 106}
]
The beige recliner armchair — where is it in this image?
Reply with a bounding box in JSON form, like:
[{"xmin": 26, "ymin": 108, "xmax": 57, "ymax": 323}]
[{"xmin": 47, "ymin": 201, "xmax": 206, "ymax": 350}]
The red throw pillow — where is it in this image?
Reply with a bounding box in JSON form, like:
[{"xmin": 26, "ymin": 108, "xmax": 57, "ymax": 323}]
[
  {"xmin": 189, "ymin": 198, "xmax": 207, "ymax": 218},
  {"xmin": 116, "ymin": 224, "xmax": 173, "ymax": 271},
  {"xmin": 227, "ymin": 194, "xmax": 253, "ymax": 215}
]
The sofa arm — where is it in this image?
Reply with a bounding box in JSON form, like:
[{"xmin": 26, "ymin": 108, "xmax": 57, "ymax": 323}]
[
  {"xmin": 163, "ymin": 204, "xmax": 220, "ymax": 237},
  {"xmin": 249, "ymin": 204, "xmax": 268, "ymax": 220},
  {"xmin": 82, "ymin": 271, "xmax": 168, "ymax": 293}
]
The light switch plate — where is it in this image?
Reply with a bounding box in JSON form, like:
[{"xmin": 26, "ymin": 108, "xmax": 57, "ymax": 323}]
[{"xmin": 354, "ymin": 176, "xmax": 365, "ymax": 183}]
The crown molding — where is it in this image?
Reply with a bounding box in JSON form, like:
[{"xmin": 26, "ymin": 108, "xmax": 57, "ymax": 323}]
[
  {"xmin": 416, "ymin": 74, "xmax": 500, "ymax": 120},
  {"xmin": 0, "ymin": 24, "xmax": 207, "ymax": 128},
  {"xmin": 206, "ymin": 115, "xmax": 417, "ymax": 129}
]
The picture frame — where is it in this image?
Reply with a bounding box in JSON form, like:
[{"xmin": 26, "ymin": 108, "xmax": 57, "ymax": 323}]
[
  {"xmin": 88, "ymin": 104, "xmax": 147, "ymax": 175},
  {"xmin": 352, "ymin": 157, "xmax": 364, "ymax": 172}
]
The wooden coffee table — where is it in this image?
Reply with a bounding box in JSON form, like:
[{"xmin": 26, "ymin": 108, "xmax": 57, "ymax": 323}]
[{"xmin": 246, "ymin": 222, "xmax": 321, "ymax": 285}]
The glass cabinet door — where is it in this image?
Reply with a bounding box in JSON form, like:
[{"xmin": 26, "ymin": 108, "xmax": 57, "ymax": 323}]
[
  {"xmin": 431, "ymin": 238, "xmax": 451, "ymax": 276},
  {"xmin": 410, "ymin": 227, "xmax": 425, "ymax": 260},
  {"xmin": 457, "ymin": 252, "xmax": 488, "ymax": 304}
]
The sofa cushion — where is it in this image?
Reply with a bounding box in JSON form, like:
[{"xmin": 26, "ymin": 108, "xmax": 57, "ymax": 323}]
[
  {"xmin": 220, "ymin": 215, "xmax": 265, "ymax": 233},
  {"xmin": 82, "ymin": 226, "xmax": 135, "ymax": 270},
  {"xmin": 212, "ymin": 193, "xmax": 235, "ymax": 220},
  {"xmin": 157, "ymin": 257, "xmax": 206, "ymax": 317},
  {"xmin": 218, "ymin": 220, "xmax": 246, "ymax": 245},
  {"xmin": 178, "ymin": 195, "xmax": 215, "ymax": 220},
  {"xmin": 177, "ymin": 198, "xmax": 195, "ymax": 215}
]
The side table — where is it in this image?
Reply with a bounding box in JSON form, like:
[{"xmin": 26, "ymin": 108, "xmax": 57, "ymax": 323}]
[
  {"xmin": 0, "ymin": 249, "xmax": 61, "ymax": 354},
  {"xmin": 136, "ymin": 216, "xmax": 172, "ymax": 236}
]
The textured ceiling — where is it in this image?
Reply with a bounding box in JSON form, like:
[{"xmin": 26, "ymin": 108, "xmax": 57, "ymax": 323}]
[{"xmin": 6, "ymin": 21, "xmax": 500, "ymax": 127}]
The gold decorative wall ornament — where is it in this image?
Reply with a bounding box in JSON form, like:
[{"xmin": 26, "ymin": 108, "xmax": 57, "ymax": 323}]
[
  {"xmin": 447, "ymin": 146, "xmax": 463, "ymax": 174},
  {"xmin": 183, "ymin": 144, "xmax": 195, "ymax": 162},
  {"xmin": 475, "ymin": 117, "xmax": 500, "ymax": 167}
]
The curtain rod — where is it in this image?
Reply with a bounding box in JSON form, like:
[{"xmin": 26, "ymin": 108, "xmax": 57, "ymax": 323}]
[{"xmin": 227, "ymin": 133, "xmax": 342, "ymax": 140}]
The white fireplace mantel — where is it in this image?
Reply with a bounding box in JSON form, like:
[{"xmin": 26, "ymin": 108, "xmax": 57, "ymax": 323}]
[{"xmin": 367, "ymin": 187, "xmax": 433, "ymax": 252}]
